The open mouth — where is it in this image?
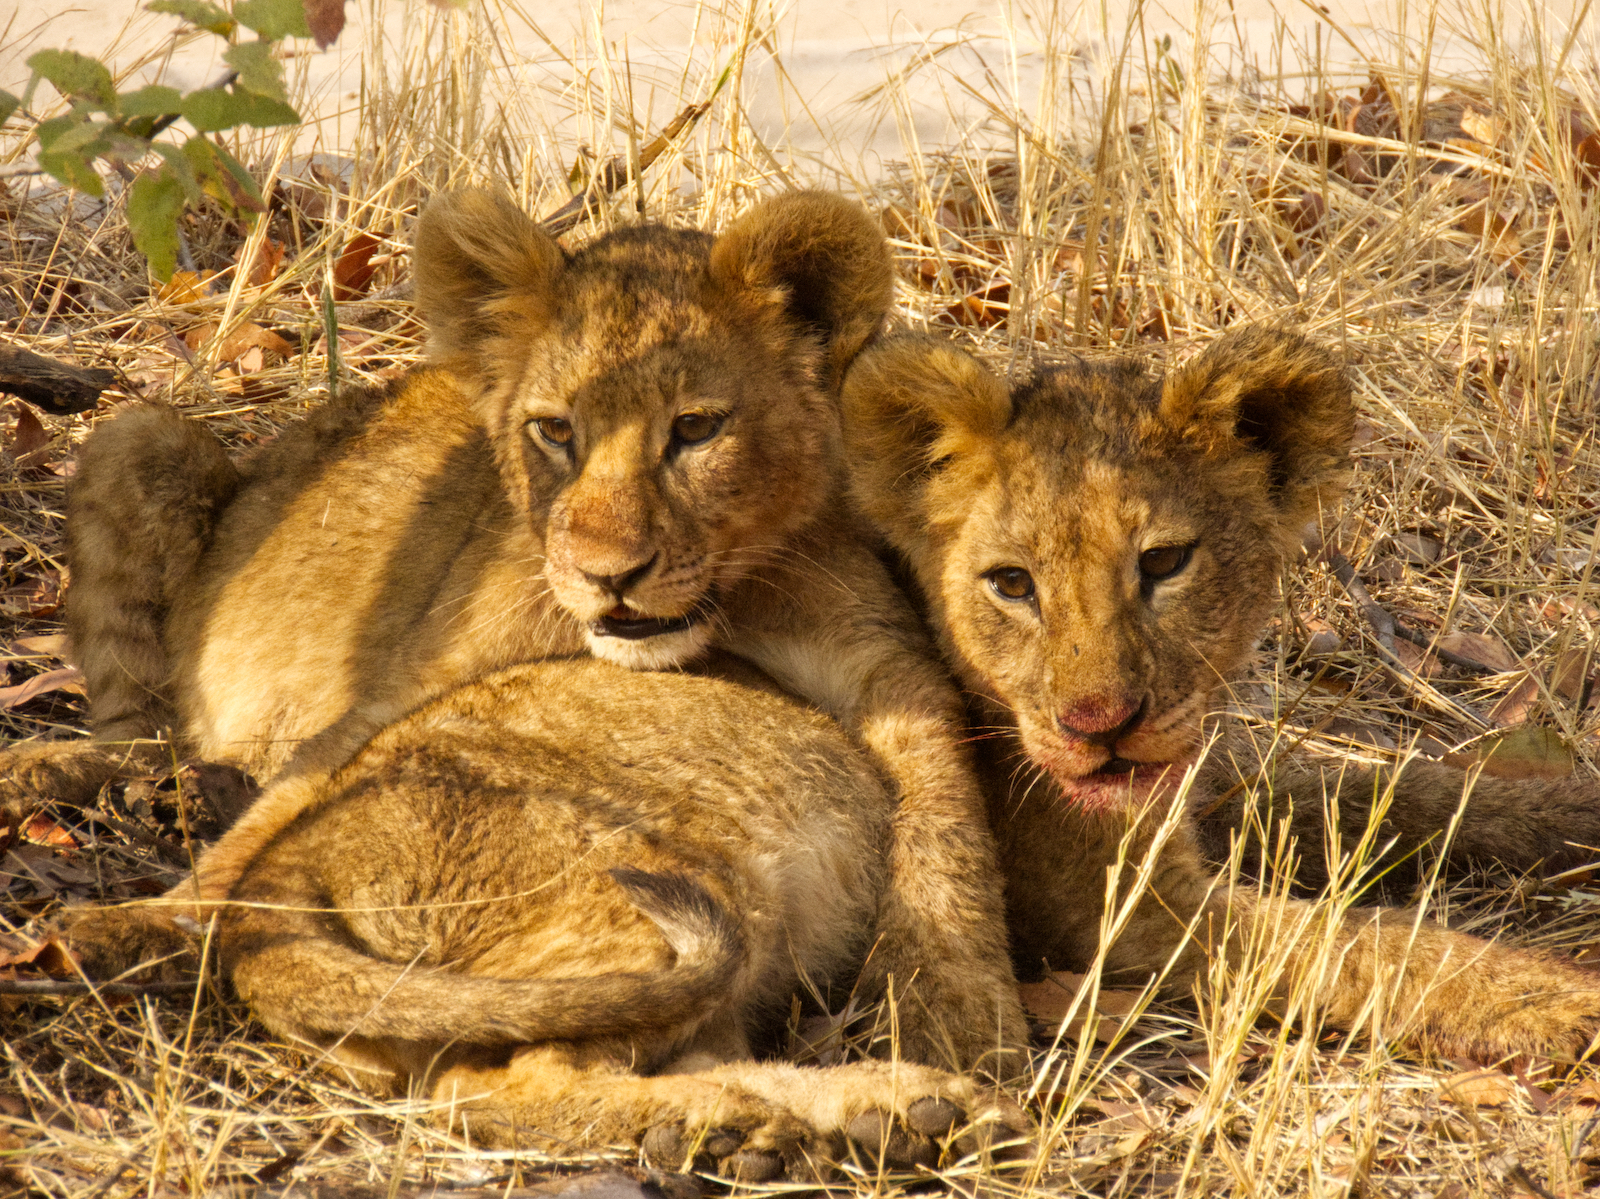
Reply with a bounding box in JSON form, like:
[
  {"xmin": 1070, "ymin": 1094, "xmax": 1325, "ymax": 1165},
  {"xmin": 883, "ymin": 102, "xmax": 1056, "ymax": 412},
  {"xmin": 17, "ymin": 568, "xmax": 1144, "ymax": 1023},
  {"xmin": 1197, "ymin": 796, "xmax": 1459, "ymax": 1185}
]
[
  {"xmin": 1089, "ymin": 756, "xmax": 1143, "ymax": 777},
  {"xmin": 591, "ymin": 604, "xmax": 704, "ymax": 641},
  {"xmin": 1055, "ymin": 759, "xmax": 1176, "ymax": 810}
]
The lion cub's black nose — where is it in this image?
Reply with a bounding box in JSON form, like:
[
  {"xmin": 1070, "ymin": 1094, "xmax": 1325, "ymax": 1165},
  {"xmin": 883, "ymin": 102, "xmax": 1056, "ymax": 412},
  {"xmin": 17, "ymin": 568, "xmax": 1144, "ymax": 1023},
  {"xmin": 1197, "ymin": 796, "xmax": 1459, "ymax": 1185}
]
[{"xmin": 582, "ymin": 553, "xmax": 657, "ymax": 596}]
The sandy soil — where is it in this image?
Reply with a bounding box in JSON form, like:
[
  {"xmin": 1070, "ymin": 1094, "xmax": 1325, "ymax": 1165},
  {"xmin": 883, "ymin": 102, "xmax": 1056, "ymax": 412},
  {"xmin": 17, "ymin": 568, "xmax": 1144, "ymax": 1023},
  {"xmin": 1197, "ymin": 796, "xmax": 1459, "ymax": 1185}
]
[{"xmin": 4, "ymin": 0, "xmax": 1596, "ymax": 175}]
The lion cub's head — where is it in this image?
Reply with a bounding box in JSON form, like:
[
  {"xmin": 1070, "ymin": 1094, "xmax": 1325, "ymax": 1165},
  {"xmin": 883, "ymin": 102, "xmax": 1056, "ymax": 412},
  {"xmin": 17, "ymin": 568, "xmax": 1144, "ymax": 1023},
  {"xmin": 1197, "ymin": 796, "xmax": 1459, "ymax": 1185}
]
[
  {"xmin": 843, "ymin": 327, "xmax": 1352, "ymax": 809},
  {"xmin": 411, "ymin": 189, "xmax": 892, "ymax": 669}
]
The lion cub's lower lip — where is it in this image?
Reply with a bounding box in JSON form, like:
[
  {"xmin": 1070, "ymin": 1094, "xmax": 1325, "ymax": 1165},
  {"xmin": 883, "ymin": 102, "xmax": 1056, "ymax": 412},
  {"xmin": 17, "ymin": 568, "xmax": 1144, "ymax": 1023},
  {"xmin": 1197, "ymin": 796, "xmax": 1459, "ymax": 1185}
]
[{"xmin": 592, "ymin": 607, "xmax": 700, "ymax": 640}]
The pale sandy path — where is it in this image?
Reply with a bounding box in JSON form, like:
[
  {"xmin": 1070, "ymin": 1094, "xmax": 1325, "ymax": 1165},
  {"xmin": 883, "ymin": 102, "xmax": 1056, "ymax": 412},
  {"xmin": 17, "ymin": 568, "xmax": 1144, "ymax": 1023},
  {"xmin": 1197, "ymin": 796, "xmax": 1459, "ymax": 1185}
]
[{"xmin": 4, "ymin": 0, "xmax": 1596, "ymax": 176}]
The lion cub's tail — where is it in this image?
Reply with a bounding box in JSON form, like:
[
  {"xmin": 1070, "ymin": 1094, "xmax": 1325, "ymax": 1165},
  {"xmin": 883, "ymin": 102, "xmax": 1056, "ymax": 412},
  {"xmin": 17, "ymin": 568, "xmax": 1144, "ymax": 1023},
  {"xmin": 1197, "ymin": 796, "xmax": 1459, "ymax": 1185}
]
[
  {"xmin": 67, "ymin": 404, "xmax": 241, "ymax": 743},
  {"xmin": 229, "ymin": 867, "xmax": 744, "ymax": 1045}
]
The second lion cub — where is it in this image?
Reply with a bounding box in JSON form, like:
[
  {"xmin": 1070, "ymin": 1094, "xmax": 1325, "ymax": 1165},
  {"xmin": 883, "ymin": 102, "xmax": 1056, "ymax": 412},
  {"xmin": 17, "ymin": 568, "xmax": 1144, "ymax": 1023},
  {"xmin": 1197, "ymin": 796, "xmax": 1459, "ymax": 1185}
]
[
  {"xmin": 844, "ymin": 327, "xmax": 1600, "ymax": 1059},
  {"xmin": 33, "ymin": 190, "xmax": 1023, "ymax": 1070}
]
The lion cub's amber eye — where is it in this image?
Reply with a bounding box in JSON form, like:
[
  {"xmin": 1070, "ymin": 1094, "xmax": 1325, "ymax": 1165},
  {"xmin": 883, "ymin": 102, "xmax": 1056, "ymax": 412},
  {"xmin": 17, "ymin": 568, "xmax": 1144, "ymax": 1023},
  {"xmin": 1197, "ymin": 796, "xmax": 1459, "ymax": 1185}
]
[
  {"xmin": 672, "ymin": 411, "xmax": 721, "ymax": 445},
  {"xmin": 1139, "ymin": 544, "xmax": 1193, "ymax": 581},
  {"xmin": 986, "ymin": 567, "xmax": 1035, "ymax": 601},
  {"xmin": 530, "ymin": 417, "xmax": 573, "ymax": 448}
]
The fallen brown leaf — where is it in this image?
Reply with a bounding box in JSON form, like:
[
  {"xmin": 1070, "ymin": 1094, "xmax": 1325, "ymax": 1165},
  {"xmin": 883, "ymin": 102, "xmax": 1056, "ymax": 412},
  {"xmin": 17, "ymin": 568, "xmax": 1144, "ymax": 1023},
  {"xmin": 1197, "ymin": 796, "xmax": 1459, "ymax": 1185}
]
[
  {"xmin": 1435, "ymin": 631, "xmax": 1518, "ymax": 673},
  {"xmin": 1489, "ymin": 674, "xmax": 1540, "ymax": 726},
  {"xmin": 1440, "ymin": 1067, "xmax": 1516, "ymax": 1107},
  {"xmin": 156, "ymin": 270, "xmax": 215, "ymax": 306},
  {"xmin": 1020, "ymin": 971, "xmax": 1143, "ymax": 1042},
  {"xmin": 22, "ymin": 815, "xmax": 77, "ymax": 849},
  {"xmin": 11, "ymin": 633, "xmax": 70, "ymax": 659},
  {"xmin": 333, "ymin": 231, "xmax": 382, "ymax": 301},
  {"xmin": 1446, "ymin": 725, "xmax": 1574, "ymax": 781},
  {"xmin": 945, "ymin": 281, "xmax": 1010, "ymax": 328},
  {"xmin": 245, "ymin": 238, "xmax": 287, "ymax": 288},
  {"xmin": 1393, "ymin": 640, "xmax": 1441, "ymax": 678},
  {"xmin": 0, "ymin": 932, "xmax": 77, "ymax": 977},
  {"xmin": 0, "ymin": 571, "xmax": 63, "ymax": 618},
  {"xmin": 7, "ymin": 402, "xmax": 49, "ymax": 462},
  {"xmin": 184, "ymin": 322, "xmax": 296, "ymax": 363},
  {"xmin": 0, "ymin": 665, "xmax": 85, "ymax": 709},
  {"xmin": 1554, "ymin": 1077, "xmax": 1600, "ymax": 1106}
]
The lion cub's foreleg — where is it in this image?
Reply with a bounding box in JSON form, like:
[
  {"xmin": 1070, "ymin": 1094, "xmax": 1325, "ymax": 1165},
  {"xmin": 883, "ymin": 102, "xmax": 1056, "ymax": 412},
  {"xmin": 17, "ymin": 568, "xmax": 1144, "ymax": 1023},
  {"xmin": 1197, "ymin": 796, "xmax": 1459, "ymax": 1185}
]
[
  {"xmin": 1055, "ymin": 802, "xmax": 1600, "ymax": 1060},
  {"xmin": 734, "ymin": 542, "xmax": 1027, "ymax": 1077}
]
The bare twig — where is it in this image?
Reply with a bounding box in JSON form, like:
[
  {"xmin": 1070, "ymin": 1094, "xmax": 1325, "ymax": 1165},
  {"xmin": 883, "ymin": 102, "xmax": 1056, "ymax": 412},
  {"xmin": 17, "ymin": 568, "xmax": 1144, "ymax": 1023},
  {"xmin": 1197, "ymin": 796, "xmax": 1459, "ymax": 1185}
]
[
  {"xmin": 0, "ymin": 978, "xmax": 198, "ymax": 996},
  {"xmin": 538, "ymin": 102, "xmax": 712, "ymax": 236},
  {"xmin": 1321, "ymin": 544, "xmax": 1492, "ymax": 729}
]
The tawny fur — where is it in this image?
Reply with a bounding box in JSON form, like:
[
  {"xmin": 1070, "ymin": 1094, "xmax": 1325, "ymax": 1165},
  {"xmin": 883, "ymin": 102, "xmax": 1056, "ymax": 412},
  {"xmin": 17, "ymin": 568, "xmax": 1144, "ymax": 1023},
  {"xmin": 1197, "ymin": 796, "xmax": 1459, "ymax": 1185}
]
[
  {"xmin": 71, "ymin": 655, "xmax": 1024, "ymax": 1173},
  {"xmin": 27, "ymin": 189, "xmax": 1023, "ymax": 1071},
  {"xmin": 842, "ymin": 327, "xmax": 1600, "ymax": 1060}
]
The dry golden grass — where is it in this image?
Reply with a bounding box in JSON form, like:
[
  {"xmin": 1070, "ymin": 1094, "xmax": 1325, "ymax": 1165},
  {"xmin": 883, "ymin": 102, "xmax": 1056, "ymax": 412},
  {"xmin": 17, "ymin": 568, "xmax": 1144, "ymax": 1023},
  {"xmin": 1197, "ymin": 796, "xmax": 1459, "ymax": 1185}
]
[{"xmin": 6, "ymin": 2, "xmax": 1600, "ymax": 1195}]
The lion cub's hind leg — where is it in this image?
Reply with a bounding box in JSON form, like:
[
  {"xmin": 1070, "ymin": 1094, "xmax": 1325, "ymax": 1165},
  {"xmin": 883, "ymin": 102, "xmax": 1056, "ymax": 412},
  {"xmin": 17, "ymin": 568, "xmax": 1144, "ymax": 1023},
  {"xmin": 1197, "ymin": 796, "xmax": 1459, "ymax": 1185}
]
[{"xmin": 1, "ymin": 406, "xmax": 241, "ymax": 815}]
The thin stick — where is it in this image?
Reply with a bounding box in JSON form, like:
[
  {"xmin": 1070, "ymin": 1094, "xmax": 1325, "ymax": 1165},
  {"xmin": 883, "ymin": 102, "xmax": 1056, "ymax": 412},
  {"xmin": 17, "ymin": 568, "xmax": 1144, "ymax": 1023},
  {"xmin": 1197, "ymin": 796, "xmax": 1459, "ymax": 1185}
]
[{"xmin": 0, "ymin": 978, "xmax": 199, "ymax": 996}]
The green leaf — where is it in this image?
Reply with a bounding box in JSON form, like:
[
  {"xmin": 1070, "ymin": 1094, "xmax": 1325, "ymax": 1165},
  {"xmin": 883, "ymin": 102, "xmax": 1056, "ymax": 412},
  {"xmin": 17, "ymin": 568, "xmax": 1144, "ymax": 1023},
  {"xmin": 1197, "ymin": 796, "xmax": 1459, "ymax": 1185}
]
[
  {"xmin": 34, "ymin": 113, "xmax": 84, "ymax": 151},
  {"xmin": 145, "ymin": 0, "xmax": 236, "ymax": 36},
  {"xmin": 129, "ymin": 166, "xmax": 188, "ymax": 281},
  {"xmin": 25, "ymin": 49, "xmax": 117, "ymax": 110},
  {"xmin": 151, "ymin": 141, "xmax": 202, "ymax": 199},
  {"xmin": 0, "ymin": 91, "xmax": 20, "ymax": 127},
  {"xmin": 37, "ymin": 147, "xmax": 105, "ymax": 196},
  {"xmin": 224, "ymin": 41, "xmax": 287, "ymax": 104},
  {"xmin": 206, "ymin": 141, "xmax": 267, "ymax": 210},
  {"xmin": 181, "ymin": 86, "xmax": 299, "ymax": 132},
  {"xmin": 183, "ymin": 135, "xmax": 266, "ymax": 212},
  {"xmin": 39, "ymin": 117, "xmax": 108, "ymax": 156},
  {"xmin": 118, "ymin": 84, "xmax": 183, "ymax": 119},
  {"xmin": 233, "ymin": 0, "xmax": 311, "ymax": 39}
]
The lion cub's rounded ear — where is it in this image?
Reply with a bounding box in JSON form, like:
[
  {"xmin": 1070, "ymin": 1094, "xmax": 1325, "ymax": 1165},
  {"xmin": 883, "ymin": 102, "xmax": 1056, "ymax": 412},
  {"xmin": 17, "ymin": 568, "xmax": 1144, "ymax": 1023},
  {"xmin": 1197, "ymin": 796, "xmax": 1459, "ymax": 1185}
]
[
  {"xmin": 842, "ymin": 335, "xmax": 1011, "ymax": 552},
  {"xmin": 412, "ymin": 189, "xmax": 566, "ymax": 378},
  {"xmin": 1158, "ymin": 325, "xmax": 1354, "ymax": 526},
  {"xmin": 709, "ymin": 192, "xmax": 893, "ymax": 392}
]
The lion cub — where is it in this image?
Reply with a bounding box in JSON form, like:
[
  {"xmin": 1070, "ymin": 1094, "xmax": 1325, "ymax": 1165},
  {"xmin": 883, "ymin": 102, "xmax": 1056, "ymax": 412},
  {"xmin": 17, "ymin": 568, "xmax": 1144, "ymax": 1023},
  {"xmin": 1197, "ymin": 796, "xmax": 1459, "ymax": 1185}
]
[
  {"xmin": 207, "ymin": 654, "xmax": 1023, "ymax": 1175},
  {"xmin": 843, "ymin": 327, "xmax": 1600, "ymax": 1059},
  {"xmin": 29, "ymin": 190, "xmax": 1023, "ymax": 1070}
]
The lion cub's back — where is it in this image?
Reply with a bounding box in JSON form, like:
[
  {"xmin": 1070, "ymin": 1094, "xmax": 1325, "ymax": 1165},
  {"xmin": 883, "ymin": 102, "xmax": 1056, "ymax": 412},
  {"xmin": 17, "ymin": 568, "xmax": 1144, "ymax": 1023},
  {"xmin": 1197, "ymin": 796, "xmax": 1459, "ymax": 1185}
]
[
  {"xmin": 276, "ymin": 658, "xmax": 889, "ymax": 993},
  {"xmin": 169, "ymin": 370, "xmax": 558, "ymax": 775}
]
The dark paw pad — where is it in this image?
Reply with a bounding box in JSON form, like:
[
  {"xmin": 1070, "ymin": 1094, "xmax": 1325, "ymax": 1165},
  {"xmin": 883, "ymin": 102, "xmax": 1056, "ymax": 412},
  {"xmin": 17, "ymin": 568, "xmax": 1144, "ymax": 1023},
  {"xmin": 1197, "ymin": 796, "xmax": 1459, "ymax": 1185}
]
[
  {"xmin": 845, "ymin": 1109, "xmax": 936, "ymax": 1169},
  {"xmin": 642, "ymin": 1123, "xmax": 691, "ymax": 1172},
  {"xmin": 905, "ymin": 1096, "xmax": 963, "ymax": 1137},
  {"xmin": 701, "ymin": 1128, "xmax": 745, "ymax": 1159},
  {"xmin": 718, "ymin": 1150, "xmax": 783, "ymax": 1183}
]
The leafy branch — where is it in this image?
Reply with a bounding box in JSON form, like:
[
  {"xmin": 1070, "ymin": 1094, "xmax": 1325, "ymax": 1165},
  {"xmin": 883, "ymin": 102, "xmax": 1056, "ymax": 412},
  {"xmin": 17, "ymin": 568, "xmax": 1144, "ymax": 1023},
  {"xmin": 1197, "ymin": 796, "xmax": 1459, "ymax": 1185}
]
[{"xmin": 0, "ymin": 0, "xmax": 349, "ymax": 280}]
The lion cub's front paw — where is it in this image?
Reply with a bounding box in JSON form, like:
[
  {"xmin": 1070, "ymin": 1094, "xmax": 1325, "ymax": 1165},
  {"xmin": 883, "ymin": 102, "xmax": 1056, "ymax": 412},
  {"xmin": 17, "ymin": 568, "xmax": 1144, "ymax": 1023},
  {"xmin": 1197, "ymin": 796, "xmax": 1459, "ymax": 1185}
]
[
  {"xmin": 719, "ymin": 1058, "xmax": 1034, "ymax": 1175},
  {"xmin": 52, "ymin": 902, "xmax": 202, "ymax": 982}
]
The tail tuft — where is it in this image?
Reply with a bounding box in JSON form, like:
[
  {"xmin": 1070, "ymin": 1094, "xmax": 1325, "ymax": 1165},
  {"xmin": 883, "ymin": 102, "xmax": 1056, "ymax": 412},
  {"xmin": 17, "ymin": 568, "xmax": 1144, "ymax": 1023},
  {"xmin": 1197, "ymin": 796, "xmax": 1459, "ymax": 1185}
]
[{"xmin": 608, "ymin": 867, "xmax": 741, "ymax": 967}]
